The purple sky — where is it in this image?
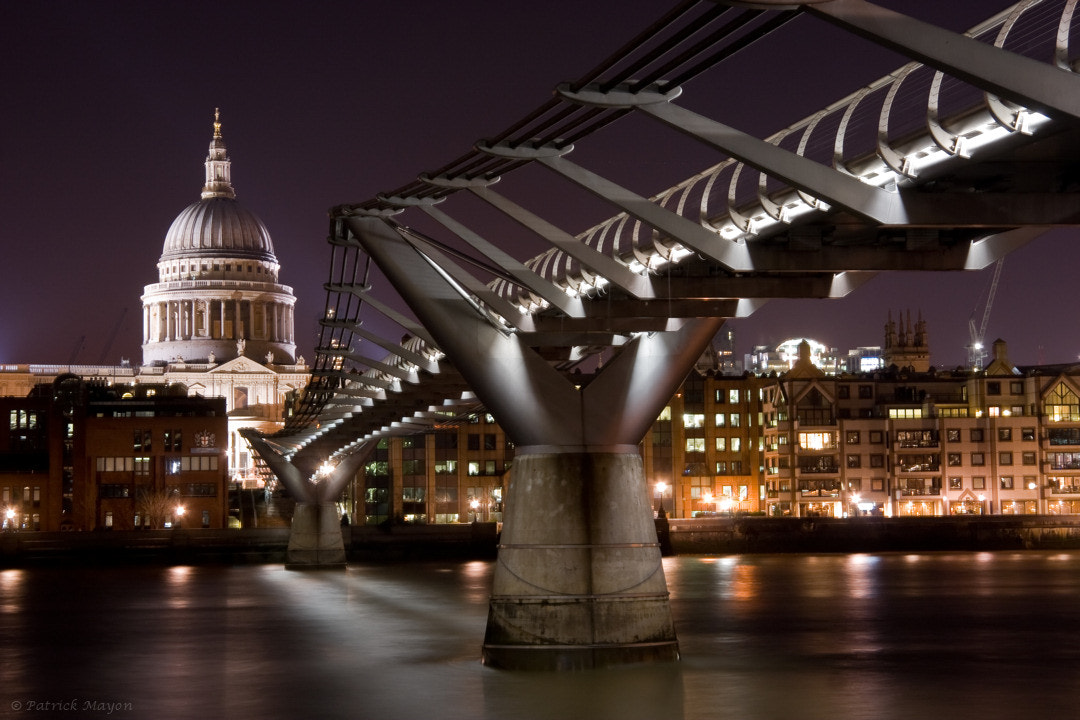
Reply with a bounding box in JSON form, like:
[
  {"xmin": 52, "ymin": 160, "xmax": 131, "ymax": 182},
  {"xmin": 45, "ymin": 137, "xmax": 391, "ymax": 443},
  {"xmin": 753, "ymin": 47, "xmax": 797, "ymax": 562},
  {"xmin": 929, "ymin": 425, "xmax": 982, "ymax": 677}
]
[{"xmin": 3, "ymin": 0, "xmax": 1071, "ymax": 371}]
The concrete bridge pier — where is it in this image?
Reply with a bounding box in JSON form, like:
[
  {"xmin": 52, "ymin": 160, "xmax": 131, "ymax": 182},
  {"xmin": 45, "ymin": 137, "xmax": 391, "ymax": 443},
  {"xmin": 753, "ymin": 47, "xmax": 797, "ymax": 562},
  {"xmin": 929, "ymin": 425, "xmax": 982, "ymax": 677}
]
[
  {"xmin": 347, "ymin": 215, "xmax": 725, "ymax": 669},
  {"xmin": 484, "ymin": 448, "xmax": 676, "ymax": 669},
  {"xmin": 241, "ymin": 430, "xmax": 367, "ymax": 569},
  {"xmin": 286, "ymin": 502, "xmax": 348, "ymax": 568}
]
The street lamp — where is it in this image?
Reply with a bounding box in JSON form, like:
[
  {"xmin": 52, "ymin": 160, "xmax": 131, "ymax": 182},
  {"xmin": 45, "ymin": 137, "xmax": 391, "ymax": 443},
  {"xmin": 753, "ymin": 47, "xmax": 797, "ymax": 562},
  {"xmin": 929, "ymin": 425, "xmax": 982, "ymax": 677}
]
[
  {"xmin": 470, "ymin": 498, "xmax": 480, "ymax": 523},
  {"xmin": 655, "ymin": 482, "xmax": 668, "ymax": 518},
  {"xmin": 175, "ymin": 505, "xmax": 186, "ymax": 529},
  {"xmin": 4, "ymin": 507, "xmax": 14, "ymax": 531}
]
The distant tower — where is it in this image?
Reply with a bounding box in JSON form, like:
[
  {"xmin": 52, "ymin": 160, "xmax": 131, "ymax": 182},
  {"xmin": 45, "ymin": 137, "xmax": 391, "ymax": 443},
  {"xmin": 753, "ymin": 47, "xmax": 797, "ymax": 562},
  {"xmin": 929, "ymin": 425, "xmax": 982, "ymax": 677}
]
[
  {"xmin": 882, "ymin": 309, "xmax": 930, "ymax": 372},
  {"xmin": 141, "ymin": 110, "xmax": 297, "ymax": 366}
]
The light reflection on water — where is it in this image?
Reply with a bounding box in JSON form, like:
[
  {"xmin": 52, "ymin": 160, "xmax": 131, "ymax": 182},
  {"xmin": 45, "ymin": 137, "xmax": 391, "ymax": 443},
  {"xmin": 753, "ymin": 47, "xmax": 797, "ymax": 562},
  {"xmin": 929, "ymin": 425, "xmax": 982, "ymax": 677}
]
[{"xmin": 2, "ymin": 553, "xmax": 1080, "ymax": 719}]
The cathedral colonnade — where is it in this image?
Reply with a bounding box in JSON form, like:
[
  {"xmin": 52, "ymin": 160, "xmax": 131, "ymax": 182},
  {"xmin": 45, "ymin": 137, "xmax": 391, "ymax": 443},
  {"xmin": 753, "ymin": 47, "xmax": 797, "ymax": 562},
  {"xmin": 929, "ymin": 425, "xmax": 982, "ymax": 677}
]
[{"xmin": 142, "ymin": 293, "xmax": 295, "ymax": 344}]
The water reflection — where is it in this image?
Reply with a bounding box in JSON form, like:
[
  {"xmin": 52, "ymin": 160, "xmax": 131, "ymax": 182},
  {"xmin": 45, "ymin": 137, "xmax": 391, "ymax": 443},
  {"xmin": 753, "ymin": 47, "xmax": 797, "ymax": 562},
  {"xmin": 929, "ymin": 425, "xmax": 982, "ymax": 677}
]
[{"xmin": 3, "ymin": 554, "xmax": 1080, "ymax": 719}]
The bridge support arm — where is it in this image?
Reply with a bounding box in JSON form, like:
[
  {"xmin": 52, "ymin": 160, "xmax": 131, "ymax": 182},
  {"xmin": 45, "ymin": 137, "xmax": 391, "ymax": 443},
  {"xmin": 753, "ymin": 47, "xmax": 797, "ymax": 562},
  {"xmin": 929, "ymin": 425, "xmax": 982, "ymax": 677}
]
[{"xmin": 806, "ymin": 0, "xmax": 1080, "ymax": 122}]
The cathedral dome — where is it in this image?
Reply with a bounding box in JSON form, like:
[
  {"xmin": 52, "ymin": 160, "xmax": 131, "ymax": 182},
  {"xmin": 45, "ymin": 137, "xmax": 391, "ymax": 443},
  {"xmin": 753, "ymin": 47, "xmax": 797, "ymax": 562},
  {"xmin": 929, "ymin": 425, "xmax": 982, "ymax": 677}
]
[
  {"xmin": 161, "ymin": 196, "xmax": 276, "ymax": 262},
  {"xmin": 142, "ymin": 110, "xmax": 297, "ymax": 368},
  {"xmin": 159, "ymin": 108, "xmax": 278, "ymax": 264}
]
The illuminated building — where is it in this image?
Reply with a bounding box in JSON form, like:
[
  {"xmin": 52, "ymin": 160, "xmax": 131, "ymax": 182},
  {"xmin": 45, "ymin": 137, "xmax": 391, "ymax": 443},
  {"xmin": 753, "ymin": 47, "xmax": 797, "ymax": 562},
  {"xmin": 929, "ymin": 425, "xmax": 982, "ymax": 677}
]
[
  {"xmin": 0, "ymin": 111, "xmax": 309, "ymax": 486},
  {"xmin": 0, "ymin": 376, "xmax": 228, "ymax": 531}
]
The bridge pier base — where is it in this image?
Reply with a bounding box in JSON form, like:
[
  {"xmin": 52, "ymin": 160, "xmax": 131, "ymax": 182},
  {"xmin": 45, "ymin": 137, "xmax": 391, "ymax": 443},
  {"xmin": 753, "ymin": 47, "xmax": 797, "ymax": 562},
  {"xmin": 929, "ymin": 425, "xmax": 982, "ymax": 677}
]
[
  {"xmin": 286, "ymin": 502, "xmax": 347, "ymax": 569},
  {"xmin": 482, "ymin": 450, "xmax": 677, "ymax": 670}
]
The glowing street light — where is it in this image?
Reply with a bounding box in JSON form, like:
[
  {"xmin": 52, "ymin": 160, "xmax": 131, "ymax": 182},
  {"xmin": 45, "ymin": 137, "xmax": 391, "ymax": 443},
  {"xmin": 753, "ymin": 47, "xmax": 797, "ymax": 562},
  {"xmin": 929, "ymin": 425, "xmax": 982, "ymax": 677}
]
[
  {"xmin": 469, "ymin": 498, "xmax": 480, "ymax": 523},
  {"xmin": 655, "ymin": 481, "xmax": 668, "ymax": 518},
  {"xmin": 4, "ymin": 507, "xmax": 14, "ymax": 531},
  {"xmin": 175, "ymin": 505, "xmax": 186, "ymax": 528}
]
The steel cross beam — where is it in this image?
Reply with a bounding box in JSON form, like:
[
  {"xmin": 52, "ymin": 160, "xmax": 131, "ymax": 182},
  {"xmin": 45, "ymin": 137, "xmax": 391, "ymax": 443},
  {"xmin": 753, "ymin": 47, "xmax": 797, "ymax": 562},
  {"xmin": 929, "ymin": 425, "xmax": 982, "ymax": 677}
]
[{"xmin": 797, "ymin": 0, "xmax": 1080, "ymax": 121}]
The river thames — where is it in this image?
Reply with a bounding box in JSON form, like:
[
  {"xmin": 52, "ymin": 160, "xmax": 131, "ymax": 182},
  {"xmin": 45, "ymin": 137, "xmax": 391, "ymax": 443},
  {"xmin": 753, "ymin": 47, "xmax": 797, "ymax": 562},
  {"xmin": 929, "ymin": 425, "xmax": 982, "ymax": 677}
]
[{"xmin": 2, "ymin": 552, "xmax": 1079, "ymax": 719}]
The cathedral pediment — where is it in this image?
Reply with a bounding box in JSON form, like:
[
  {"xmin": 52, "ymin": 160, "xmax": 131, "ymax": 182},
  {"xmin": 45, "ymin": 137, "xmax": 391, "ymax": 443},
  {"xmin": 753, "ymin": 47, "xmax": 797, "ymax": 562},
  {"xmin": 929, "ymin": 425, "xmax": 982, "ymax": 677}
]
[{"xmin": 209, "ymin": 357, "xmax": 275, "ymax": 375}]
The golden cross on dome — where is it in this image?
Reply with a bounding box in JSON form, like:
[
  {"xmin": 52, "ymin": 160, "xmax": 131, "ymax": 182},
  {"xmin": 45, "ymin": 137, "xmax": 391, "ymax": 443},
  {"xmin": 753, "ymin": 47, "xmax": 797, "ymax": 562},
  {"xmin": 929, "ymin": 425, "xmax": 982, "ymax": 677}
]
[{"xmin": 213, "ymin": 107, "xmax": 222, "ymax": 138}]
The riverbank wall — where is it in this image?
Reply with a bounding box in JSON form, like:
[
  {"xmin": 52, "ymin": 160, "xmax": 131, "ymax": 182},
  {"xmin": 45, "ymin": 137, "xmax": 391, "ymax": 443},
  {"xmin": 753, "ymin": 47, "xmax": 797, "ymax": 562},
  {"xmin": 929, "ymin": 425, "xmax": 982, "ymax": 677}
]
[
  {"xmin": 5, "ymin": 516, "xmax": 1080, "ymax": 566},
  {"xmin": 0, "ymin": 523, "xmax": 499, "ymax": 567},
  {"xmin": 662, "ymin": 515, "xmax": 1080, "ymax": 554}
]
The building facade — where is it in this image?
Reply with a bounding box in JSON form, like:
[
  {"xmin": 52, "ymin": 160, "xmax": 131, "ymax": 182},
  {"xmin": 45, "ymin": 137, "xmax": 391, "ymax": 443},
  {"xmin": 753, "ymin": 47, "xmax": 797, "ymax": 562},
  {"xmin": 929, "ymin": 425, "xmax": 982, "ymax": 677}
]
[
  {"xmin": 1, "ymin": 376, "xmax": 229, "ymax": 531},
  {"xmin": 348, "ymin": 413, "xmax": 512, "ymax": 525},
  {"xmin": 346, "ymin": 335, "xmax": 1080, "ymax": 525}
]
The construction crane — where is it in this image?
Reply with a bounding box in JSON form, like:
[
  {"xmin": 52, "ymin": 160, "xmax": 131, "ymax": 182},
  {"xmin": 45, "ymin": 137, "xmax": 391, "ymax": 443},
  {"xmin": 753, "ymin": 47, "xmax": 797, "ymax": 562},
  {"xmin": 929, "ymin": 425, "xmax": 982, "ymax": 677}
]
[
  {"xmin": 68, "ymin": 335, "xmax": 86, "ymax": 365},
  {"xmin": 98, "ymin": 308, "xmax": 128, "ymax": 365},
  {"xmin": 967, "ymin": 259, "xmax": 1004, "ymax": 370}
]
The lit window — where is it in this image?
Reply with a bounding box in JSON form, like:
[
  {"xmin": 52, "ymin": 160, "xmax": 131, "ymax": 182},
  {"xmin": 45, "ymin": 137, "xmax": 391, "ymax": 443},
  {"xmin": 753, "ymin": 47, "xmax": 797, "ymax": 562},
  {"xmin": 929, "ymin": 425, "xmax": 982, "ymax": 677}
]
[
  {"xmin": 685, "ymin": 438, "xmax": 705, "ymax": 452},
  {"xmin": 682, "ymin": 414, "xmax": 705, "ymax": 428},
  {"xmin": 799, "ymin": 432, "xmax": 835, "ymax": 450}
]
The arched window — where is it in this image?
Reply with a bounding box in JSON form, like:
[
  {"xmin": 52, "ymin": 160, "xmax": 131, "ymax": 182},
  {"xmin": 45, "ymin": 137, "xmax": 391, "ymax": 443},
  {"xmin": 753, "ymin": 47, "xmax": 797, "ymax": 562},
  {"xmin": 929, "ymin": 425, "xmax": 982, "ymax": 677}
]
[
  {"xmin": 1045, "ymin": 383, "xmax": 1080, "ymax": 422},
  {"xmin": 798, "ymin": 388, "xmax": 834, "ymax": 426}
]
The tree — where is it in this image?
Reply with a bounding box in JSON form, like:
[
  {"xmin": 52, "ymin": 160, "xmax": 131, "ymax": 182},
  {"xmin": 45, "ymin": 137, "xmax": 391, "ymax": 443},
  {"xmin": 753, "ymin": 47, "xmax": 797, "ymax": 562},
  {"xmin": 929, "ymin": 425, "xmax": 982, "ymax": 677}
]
[{"xmin": 136, "ymin": 487, "xmax": 180, "ymax": 529}]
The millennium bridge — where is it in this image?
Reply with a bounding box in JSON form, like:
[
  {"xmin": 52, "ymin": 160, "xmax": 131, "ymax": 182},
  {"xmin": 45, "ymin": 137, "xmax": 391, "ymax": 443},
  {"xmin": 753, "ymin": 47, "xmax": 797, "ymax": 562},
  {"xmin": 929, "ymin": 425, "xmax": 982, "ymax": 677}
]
[{"xmin": 245, "ymin": 0, "xmax": 1080, "ymax": 669}]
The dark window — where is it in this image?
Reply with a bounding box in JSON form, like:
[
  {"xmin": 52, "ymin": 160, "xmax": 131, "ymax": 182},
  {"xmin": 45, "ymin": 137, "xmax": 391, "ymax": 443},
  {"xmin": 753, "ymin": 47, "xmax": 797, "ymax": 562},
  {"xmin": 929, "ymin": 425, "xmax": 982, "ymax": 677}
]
[{"xmin": 434, "ymin": 433, "xmax": 457, "ymax": 450}]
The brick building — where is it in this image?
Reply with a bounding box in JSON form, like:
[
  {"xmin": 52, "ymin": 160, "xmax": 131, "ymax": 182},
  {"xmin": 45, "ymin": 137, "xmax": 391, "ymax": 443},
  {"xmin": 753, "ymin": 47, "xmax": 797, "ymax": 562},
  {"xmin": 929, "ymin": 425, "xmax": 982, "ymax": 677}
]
[{"xmin": 0, "ymin": 376, "xmax": 228, "ymax": 531}]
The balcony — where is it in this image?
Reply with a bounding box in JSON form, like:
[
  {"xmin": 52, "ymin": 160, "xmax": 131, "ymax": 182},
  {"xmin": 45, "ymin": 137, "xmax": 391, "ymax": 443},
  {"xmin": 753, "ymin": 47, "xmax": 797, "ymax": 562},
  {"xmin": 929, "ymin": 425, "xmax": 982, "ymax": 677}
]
[
  {"xmin": 898, "ymin": 486, "xmax": 941, "ymax": 497},
  {"xmin": 897, "ymin": 439, "xmax": 939, "ymax": 449},
  {"xmin": 798, "ymin": 479, "xmax": 841, "ymax": 497},
  {"xmin": 797, "ymin": 462, "xmax": 839, "ymax": 475},
  {"xmin": 1047, "ymin": 429, "xmax": 1080, "ymax": 447},
  {"xmin": 895, "ymin": 453, "xmax": 940, "ymax": 473},
  {"xmin": 896, "ymin": 431, "xmax": 939, "ymax": 449},
  {"xmin": 1050, "ymin": 483, "xmax": 1080, "ymax": 495}
]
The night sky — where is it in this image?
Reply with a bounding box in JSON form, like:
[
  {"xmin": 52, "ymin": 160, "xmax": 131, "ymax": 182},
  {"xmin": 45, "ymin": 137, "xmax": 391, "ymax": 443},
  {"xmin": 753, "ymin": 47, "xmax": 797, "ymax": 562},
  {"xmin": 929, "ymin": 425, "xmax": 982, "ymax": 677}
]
[{"xmin": 3, "ymin": 0, "xmax": 1072, "ymax": 371}]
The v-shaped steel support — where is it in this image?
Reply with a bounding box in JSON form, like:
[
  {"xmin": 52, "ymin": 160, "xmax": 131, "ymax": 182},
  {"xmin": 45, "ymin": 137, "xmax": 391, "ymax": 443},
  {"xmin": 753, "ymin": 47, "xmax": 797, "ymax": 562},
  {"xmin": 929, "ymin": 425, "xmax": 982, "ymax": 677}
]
[
  {"xmin": 347, "ymin": 215, "xmax": 726, "ymax": 669},
  {"xmin": 242, "ymin": 429, "xmax": 370, "ymax": 568}
]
